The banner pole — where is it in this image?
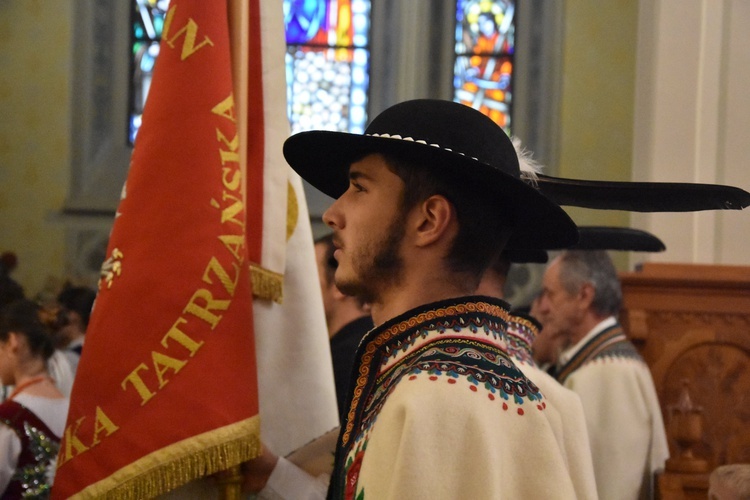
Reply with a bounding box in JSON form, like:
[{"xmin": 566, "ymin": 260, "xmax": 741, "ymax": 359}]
[
  {"xmin": 216, "ymin": 465, "xmax": 243, "ymax": 500},
  {"xmin": 216, "ymin": 2, "xmax": 251, "ymax": 499}
]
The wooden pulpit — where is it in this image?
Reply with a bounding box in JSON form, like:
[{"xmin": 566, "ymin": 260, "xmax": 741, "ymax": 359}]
[{"xmin": 619, "ymin": 263, "xmax": 750, "ymax": 499}]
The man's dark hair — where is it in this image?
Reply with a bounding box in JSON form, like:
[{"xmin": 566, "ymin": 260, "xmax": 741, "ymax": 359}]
[
  {"xmin": 381, "ymin": 153, "xmax": 512, "ymax": 286},
  {"xmin": 314, "ymin": 233, "xmax": 338, "ymax": 287},
  {"xmin": 488, "ymin": 254, "xmax": 512, "ymax": 280},
  {"xmin": 57, "ymin": 284, "xmax": 97, "ymax": 328}
]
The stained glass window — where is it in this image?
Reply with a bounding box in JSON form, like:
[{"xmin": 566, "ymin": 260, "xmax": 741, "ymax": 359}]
[
  {"xmin": 128, "ymin": 0, "xmax": 371, "ymax": 144},
  {"xmin": 283, "ymin": 0, "xmax": 371, "ymax": 134},
  {"xmin": 129, "ymin": 0, "xmax": 170, "ymax": 144},
  {"xmin": 453, "ymin": 0, "xmax": 515, "ymax": 133}
]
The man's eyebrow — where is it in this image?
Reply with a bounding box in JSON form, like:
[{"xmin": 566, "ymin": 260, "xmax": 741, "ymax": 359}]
[{"xmin": 348, "ymin": 169, "xmax": 372, "ymax": 182}]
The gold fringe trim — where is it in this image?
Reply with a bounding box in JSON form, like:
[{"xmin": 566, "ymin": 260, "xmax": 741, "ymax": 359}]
[
  {"xmin": 70, "ymin": 416, "xmax": 260, "ymax": 500},
  {"xmin": 250, "ymin": 263, "xmax": 284, "ymax": 303},
  {"xmin": 286, "ymin": 181, "xmax": 299, "ymax": 241}
]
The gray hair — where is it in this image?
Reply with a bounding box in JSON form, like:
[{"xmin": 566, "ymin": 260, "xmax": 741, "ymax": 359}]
[{"xmin": 557, "ymin": 250, "xmax": 622, "ymax": 316}]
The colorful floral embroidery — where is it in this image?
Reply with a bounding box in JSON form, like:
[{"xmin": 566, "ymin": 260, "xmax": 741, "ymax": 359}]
[
  {"xmin": 331, "ymin": 298, "xmax": 545, "ymax": 499},
  {"xmin": 505, "ymin": 316, "xmax": 538, "ymax": 366},
  {"xmin": 344, "ymin": 444, "xmax": 366, "ymax": 500},
  {"xmin": 342, "ymin": 301, "xmax": 512, "ymax": 447},
  {"xmin": 361, "ymin": 339, "xmax": 541, "ymax": 435}
]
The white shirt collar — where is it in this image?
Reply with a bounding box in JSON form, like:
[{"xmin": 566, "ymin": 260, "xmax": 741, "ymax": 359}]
[{"xmin": 557, "ymin": 316, "xmax": 617, "ymax": 367}]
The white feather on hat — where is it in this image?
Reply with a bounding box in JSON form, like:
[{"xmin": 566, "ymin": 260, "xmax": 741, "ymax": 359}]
[{"xmin": 511, "ymin": 136, "xmax": 542, "ymax": 186}]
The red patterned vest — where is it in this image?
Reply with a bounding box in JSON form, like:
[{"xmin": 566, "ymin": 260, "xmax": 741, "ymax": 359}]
[{"xmin": 0, "ymin": 400, "xmax": 61, "ymax": 499}]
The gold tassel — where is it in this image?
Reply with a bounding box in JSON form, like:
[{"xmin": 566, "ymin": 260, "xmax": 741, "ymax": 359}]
[
  {"xmin": 249, "ymin": 263, "xmax": 284, "ymax": 303},
  {"xmin": 71, "ymin": 418, "xmax": 261, "ymax": 499}
]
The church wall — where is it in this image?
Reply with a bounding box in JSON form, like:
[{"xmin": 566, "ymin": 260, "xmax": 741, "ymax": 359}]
[
  {"xmin": 0, "ymin": 0, "xmax": 73, "ymax": 299},
  {"xmin": 556, "ymin": 0, "xmax": 639, "ymax": 270},
  {"xmin": 632, "ymin": 0, "xmax": 750, "ymax": 267}
]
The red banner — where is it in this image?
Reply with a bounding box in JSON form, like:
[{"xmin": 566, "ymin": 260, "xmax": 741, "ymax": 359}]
[{"xmin": 52, "ymin": 1, "xmax": 260, "ymax": 497}]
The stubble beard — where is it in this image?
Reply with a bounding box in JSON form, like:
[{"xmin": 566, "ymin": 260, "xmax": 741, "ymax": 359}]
[{"xmin": 335, "ymin": 214, "xmax": 406, "ymax": 305}]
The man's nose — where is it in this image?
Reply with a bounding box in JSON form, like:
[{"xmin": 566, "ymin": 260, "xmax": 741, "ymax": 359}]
[
  {"xmin": 537, "ymin": 297, "xmax": 550, "ymax": 314},
  {"xmin": 322, "ymin": 200, "xmax": 342, "ymax": 229}
]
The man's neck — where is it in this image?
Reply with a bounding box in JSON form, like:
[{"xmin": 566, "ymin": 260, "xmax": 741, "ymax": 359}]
[
  {"xmin": 568, "ymin": 313, "xmax": 612, "ymax": 347},
  {"xmin": 475, "ymin": 272, "xmax": 505, "ymax": 300},
  {"xmin": 369, "ymin": 270, "xmax": 477, "ymax": 326},
  {"xmin": 557, "ymin": 315, "xmax": 618, "ymax": 367}
]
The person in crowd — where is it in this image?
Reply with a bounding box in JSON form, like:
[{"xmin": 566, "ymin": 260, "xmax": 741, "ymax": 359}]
[
  {"xmin": 0, "ymin": 299, "xmax": 70, "ymax": 497},
  {"xmin": 314, "ymin": 234, "xmax": 373, "ymax": 421},
  {"xmin": 476, "ymin": 252, "xmax": 597, "ymax": 499},
  {"xmin": 32, "ymin": 295, "xmax": 77, "ymax": 398},
  {"xmin": 529, "ymin": 292, "xmax": 566, "ymax": 372},
  {"xmin": 535, "ymin": 249, "xmax": 670, "ymax": 500},
  {"xmin": 244, "ymin": 98, "xmax": 582, "ymax": 498},
  {"xmin": 54, "ymin": 284, "xmax": 96, "ymax": 375},
  {"xmin": 0, "ymin": 253, "xmax": 24, "ymax": 309},
  {"xmin": 0, "ymin": 271, "xmax": 76, "ymax": 400},
  {"xmin": 709, "ymin": 463, "xmax": 750, "ymax": 500}
]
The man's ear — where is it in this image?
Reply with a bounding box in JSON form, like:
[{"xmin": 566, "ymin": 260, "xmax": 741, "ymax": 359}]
[
  {"xmin": 578, "ymin": 282, "xmax": 596, "ymax": 310},
  {"xmin": 413, "ymin": 195, "xmax": 456, "ymax": 248},
  {"xmin": 6, "ymin": 332, "xmax": 21, "ymax": 353}
]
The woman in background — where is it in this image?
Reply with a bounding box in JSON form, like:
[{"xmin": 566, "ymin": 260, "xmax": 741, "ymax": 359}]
[{"xmin": 0, "ymin": 299, "xmax": 69, "ymax": 498}]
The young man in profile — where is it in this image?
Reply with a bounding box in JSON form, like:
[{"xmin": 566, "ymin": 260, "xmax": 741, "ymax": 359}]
[
  {"xmin": 314, "ymin": 233, "xmax": 373, "ymax": 420},
  {"xmin": 246, "ymin": 99, "xmax": 582, "ymax": 499}
]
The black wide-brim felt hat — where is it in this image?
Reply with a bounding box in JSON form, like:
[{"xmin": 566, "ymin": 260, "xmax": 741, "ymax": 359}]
[
  {"xmin": 573, "ymin": 226, "xmax": 666, "ymax": 252},
  {"xmin": 501, "ymin": 225, "xmax": 667, "ymax": 265},
  {"xmin": 283, "ymin": 99, "xmax": 578, "ymax": 249}
]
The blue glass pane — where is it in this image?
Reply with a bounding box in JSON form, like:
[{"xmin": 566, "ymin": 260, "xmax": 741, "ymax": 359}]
[
  {"xmin": 283, "ymin": 0, "xmax": 371, "ymax": 133},
  {"xmin": 133, "ymin": 0, "xmax": 170, "ymax": 41},
  {"xmin": 139, "ymin": 43, "xmax": 159, "ymax": 72},
  {"xmin": 129, "ymin": 114, "xmax": 142, "ymax": 144},
  {"xmin": 455, "ymin": 0, "xmax": 515, "ymax": 56},
  {"xmin": 284, "ymin": 0, "xmax": 370, "ymax": 48},
  {"xmin": 284, "ymin": 0, "xmax": 328, "ymax": 45},
  {"xmin": 285, "ymin": 47, "xmax": 369, "ymax": 134},
  {"xmin": 152, "ymin": 11, "xmax": 166, "ymax": 36},
  {"xmin": 130, "ymin": 0, "xmax": 170, "ymax": 144}
]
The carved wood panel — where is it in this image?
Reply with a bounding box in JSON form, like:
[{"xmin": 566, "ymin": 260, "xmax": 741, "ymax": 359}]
[
  {"xmin": 662, "ymin": 343, "xmax": 750, "ymax": 465},
  {"xmin": 619, "ymin": 263, "xmax": 750, "ymax": 498}
]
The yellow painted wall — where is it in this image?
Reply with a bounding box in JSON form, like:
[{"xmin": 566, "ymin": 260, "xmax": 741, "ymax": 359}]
[
  {"xmin": 558, "ymin": 0, "xmax": 639, "ymax": 268},
  {"xmin": 0, "ymin": 0, "xmax": 72, "ymax": 298}
]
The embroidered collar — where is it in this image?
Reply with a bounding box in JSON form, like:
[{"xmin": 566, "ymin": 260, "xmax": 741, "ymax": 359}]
[
  {"xmin": 557, "ymin": 316, "xmax": 617, "ymax": 366},
  {"xmin": 341, "ymin": 295, "xmax": 512, "ymax": 447}
]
